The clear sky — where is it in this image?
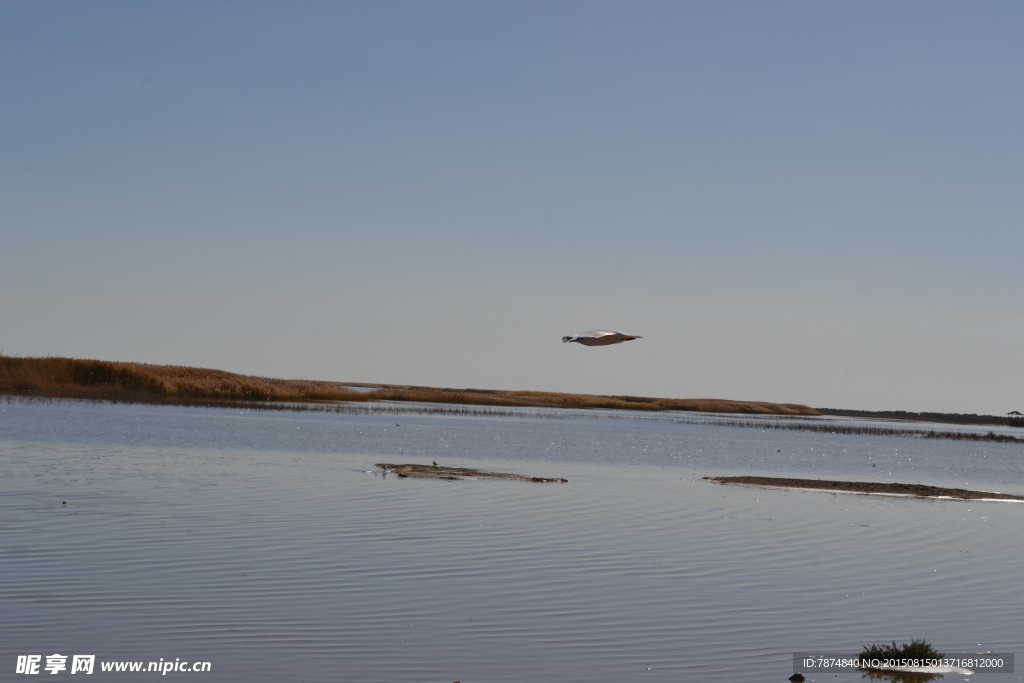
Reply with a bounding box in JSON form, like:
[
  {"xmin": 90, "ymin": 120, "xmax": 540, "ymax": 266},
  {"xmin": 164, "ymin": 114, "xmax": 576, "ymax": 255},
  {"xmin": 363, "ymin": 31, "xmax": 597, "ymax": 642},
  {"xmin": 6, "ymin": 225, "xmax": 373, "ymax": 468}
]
[{"xmin": 2, "ymin": 1, "xmax": 1022, "ymax": 414}]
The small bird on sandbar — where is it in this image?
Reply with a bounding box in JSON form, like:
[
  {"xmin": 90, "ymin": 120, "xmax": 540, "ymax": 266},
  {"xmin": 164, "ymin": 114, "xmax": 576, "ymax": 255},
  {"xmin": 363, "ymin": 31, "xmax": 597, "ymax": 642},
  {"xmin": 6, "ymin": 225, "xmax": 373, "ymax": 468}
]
[
  {"xmin": 433, "ymin": 461, "xmax": 439, "ymax": 467},
  {"xmin": 562, "ymin": 330, "xmax": 642, "ymax": 346}
]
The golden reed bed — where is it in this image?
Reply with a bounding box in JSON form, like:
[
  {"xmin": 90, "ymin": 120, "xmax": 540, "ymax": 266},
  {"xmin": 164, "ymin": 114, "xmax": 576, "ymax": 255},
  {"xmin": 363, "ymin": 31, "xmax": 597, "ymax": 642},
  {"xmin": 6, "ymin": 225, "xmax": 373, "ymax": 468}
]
[{"xmin": 0, "ymin": 355, "xmax": 819, "ymax": 416}]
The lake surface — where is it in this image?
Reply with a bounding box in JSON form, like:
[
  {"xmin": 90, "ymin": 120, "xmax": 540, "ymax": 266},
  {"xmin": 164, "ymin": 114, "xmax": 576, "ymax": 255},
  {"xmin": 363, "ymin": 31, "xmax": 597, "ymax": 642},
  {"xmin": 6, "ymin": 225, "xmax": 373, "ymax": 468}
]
[{"xmin": 2, "ymin": 398, "xmax": 1024, "ymax": 682}]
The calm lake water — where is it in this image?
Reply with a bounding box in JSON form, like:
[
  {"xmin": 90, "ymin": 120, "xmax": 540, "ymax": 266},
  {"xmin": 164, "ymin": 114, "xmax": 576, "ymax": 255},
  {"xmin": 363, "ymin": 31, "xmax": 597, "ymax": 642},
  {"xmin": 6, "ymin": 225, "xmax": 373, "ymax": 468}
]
[{"xmin": 2, "ymin": 398, "xmax": 1024, "ymax": 682}]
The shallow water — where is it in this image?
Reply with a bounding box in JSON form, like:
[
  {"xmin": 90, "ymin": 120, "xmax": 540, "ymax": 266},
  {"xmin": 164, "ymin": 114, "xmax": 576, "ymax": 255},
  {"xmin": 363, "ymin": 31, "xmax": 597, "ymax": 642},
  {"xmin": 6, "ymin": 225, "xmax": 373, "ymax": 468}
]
[{"xmin": 2, "ymin": 399, "xmax": 1023, "ymax": 681}]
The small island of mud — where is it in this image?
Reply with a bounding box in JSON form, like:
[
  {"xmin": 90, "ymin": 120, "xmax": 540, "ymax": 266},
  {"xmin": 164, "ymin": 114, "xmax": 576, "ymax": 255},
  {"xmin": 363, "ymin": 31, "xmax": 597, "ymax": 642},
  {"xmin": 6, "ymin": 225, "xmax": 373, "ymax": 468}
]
[
  {"xmin": 377, "ymin": 463, "xmax": 568, "ymax": 483},
  {"xmin": 705, "ymin": 476, "xmax": 1024, "ymax": 501}
]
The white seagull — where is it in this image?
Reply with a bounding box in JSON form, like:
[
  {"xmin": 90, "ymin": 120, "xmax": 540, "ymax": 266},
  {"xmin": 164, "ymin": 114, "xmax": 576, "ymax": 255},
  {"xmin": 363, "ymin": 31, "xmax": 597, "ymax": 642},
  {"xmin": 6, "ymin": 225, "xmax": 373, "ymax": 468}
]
[{"xmin": 562, "ymin": 330, "xmax": 642, "ymax": 346}]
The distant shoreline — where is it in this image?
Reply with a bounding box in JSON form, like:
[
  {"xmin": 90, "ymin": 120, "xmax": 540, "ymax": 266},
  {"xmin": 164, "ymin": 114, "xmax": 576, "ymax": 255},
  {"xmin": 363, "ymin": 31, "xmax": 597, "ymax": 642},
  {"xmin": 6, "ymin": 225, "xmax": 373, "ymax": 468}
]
[
  {"xmin": 705, "ymin": 476, "xmax": 1024, "ymax": 501},
  {"xmin": 0, "ymin": 355, "xmax": 817, "ymax": 416},
  {"xmin": 3, "ymin": 356, "xmax": 1020, "ymax": 427},
  {"xmin": 817, "ymin": 407, "xmax": 1024, "ymax": 429}
]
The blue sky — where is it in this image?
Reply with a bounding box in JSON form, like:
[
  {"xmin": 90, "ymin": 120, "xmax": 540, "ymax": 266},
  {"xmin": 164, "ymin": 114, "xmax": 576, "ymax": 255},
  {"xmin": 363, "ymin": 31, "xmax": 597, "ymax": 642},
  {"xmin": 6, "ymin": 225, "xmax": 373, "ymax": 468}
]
[{"xmin": 2, "ymin": 1, "xmax": 1022, "ymax": 413}]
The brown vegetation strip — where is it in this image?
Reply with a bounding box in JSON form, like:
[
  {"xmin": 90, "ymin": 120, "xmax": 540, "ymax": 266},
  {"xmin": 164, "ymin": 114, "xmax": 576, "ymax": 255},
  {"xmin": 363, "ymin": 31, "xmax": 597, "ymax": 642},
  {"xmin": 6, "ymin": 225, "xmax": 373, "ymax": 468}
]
[
  {"xmin": 0, "ymin": 355, "xmax": 362, "ymax": 401},
  {"xmin": 705, "ymin": 476, "xmax": 1024, "ymax": 501},
  {"xmin": 0, "ymin": 355, "xmax": 818, "ymax": 416},
  {"xmin": 2, "ymin": 357, "xmax": 1018, "ymax": 445},
  {"xmin": 377, "ymin": 463, "xmax": 568, "ymax": 483}
]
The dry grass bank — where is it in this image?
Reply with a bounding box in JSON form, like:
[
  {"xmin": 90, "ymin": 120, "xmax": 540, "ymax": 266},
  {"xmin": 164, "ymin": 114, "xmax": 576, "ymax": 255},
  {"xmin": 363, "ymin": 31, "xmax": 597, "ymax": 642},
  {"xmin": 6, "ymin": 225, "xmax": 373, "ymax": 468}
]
[
  {"xmin": 0, "ymin": 356, "xmax": 819, "ymax": 416},
  {"xmin": 0, "ymin": 356, "xmax": 363, "ymax": 402}
]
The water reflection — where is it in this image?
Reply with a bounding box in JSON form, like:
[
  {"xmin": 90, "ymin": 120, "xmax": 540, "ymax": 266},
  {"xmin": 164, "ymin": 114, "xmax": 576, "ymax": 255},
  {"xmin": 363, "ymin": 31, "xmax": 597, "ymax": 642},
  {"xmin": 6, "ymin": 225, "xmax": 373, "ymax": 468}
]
[
  {"xmin": 1, "ymin": 399, "xmax": 1023, "ymax": 682},
  {"xmin": 861, "ymin": 670, "xmax": 942, "ymax": 683}
]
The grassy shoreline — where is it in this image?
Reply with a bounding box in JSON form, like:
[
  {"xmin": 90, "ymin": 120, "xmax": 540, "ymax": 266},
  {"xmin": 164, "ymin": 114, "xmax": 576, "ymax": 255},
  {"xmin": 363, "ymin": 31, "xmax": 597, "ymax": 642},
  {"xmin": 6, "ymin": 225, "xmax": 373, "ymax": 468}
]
[{"xmin": 0, "ymin": 355, "xmax": 819, "ymax": 416}]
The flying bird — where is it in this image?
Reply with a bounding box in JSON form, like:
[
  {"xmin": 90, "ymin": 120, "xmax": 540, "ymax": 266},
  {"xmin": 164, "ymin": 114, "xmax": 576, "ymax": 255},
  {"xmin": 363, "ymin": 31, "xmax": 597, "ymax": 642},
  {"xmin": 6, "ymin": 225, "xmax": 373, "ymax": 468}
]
[{"xmin": 562, "ymin": 330, "xmax": 642, "ymax": 346}]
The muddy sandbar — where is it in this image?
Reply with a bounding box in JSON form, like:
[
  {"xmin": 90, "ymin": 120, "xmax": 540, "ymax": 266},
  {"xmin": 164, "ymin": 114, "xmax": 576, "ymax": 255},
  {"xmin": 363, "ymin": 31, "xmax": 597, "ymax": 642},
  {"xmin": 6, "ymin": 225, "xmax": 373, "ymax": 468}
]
[
  {"xmin": 704, "ymin": 476, "xmax": 1024, "ymax": 501},
  {"xmin": 378, "ymin": 463, "xmax": 568, "ymax": 483}
]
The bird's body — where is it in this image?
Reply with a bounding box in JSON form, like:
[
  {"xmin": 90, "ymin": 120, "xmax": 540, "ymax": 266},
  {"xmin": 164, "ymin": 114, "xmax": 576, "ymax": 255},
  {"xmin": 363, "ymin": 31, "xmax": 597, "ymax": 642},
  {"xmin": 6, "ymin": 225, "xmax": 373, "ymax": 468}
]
[{"xmin": 562, "ymin": 330, "xmax": 642, "ymax": 346}]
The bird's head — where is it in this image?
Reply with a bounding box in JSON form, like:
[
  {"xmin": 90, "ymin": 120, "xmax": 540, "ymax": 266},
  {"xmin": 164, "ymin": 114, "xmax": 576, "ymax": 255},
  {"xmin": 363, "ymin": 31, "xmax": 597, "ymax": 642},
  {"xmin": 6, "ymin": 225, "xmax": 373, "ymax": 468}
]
[{"xmin": 562, "ymin": 336, "xmax": 573, "ymax": 343}]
